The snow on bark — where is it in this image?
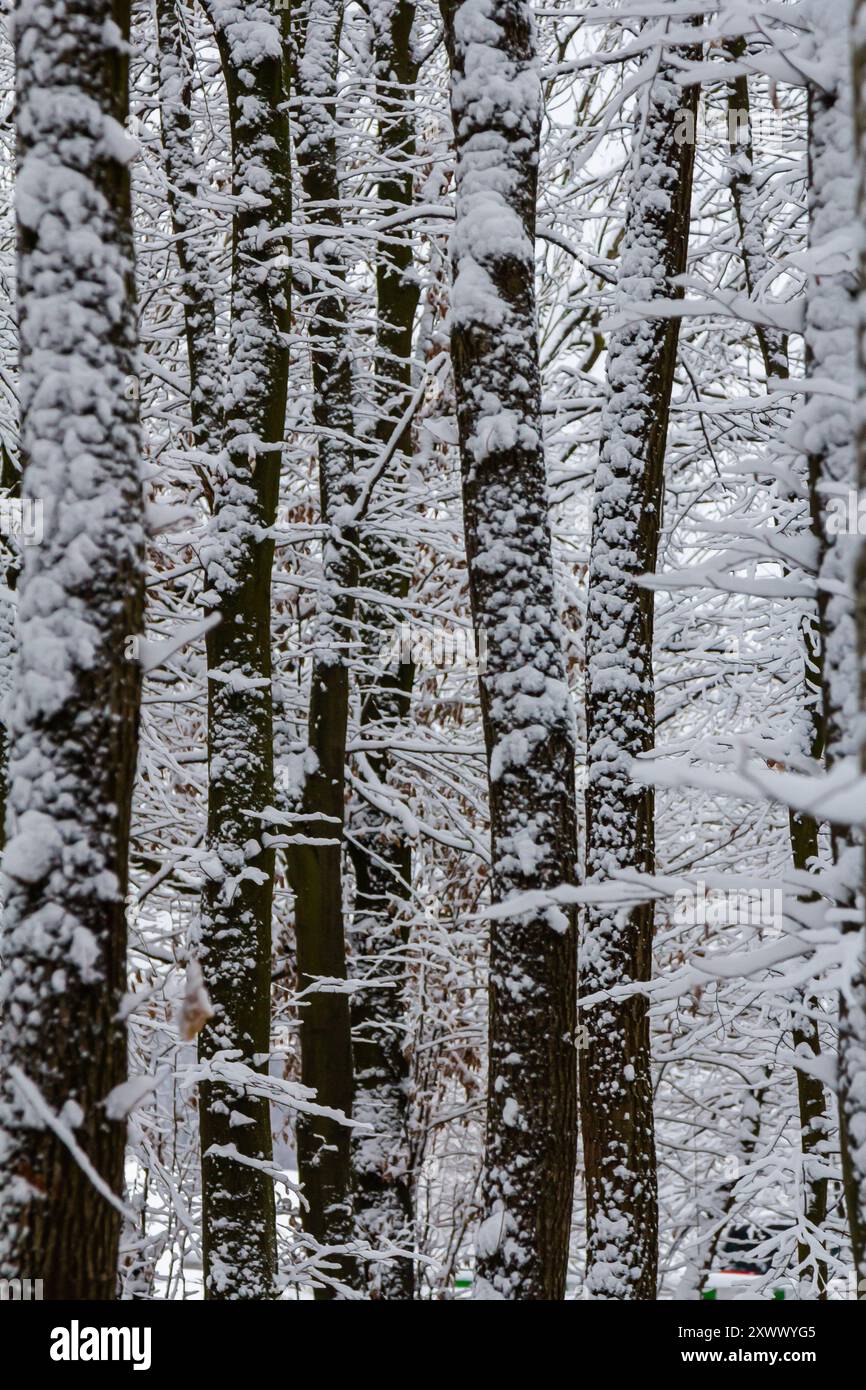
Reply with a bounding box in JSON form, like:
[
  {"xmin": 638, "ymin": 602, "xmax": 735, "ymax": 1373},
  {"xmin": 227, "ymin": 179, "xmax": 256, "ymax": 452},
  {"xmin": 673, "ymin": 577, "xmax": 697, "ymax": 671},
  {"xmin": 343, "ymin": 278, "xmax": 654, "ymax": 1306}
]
[
  {"xmin": 796, "ymin": 0, "xmax": 866, "ymax": 1283},
  {"xmin": 0, "ymin": 0, "xmax": 144, "ymax": 1298},
  {"xmin": 441, "ymin": 0, "xmax": 579, "ymax": 1300},
  {"xmin": 286, "ymin": 0, "xmax": 360, "ymax": 1293},
  {"xmin": 581, "ymin": 25, "xmax": 698, "ymax": 1300},
  {"xmin": 725, "ymin": 35, "xmax": 831, "ymax": 1290},
  {"xmin": 0, "ymin": 442, "xmax": 20, "ymax": 855},
  {"xmin": 155, "ymin": 0, "xmax": 223, "ymax": 454},
  {"xmin": 724, "ymin": 36, "xmax": 789, "ymax": 383},
  {"xmin": 802, "ymin": 2, "xmax": 859, "ymax": 783},
  {"xmin": 348, "ymin": 0, "xmax": 420, "ymax": 1301},
  {"xmin": 846, "ymin": 0, "xmax": 866, "ymax": 1287},
  {"xmin": 197, "ymin": 0, "xmax": 290, "ymax": 1300}
]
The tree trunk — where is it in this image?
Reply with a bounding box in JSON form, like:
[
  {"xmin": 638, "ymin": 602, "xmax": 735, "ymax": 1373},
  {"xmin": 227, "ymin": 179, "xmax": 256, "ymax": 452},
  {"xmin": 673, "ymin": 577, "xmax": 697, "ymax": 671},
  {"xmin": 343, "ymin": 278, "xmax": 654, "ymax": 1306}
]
[
  {"xmin": 348, "ymin": 0, "xmax": 420, "ymax": 1300},
  {"xmin": 287, "ymin": 0, "xmax": 359, "ymax": 1294},
  {"xmin": 155, "ymin": 0, "xmax": 223, "ymax": 458},
  {"xmin": 846, "ymin": 0, "xmax": 866, "ymax": 1288},
  {"xmin": 0, "ymin": 0, "xmax": 143, "ymax": 1299},
  {"xmin": 581, "ymin": 28, "xmax": 698, "ymax": 1300},
  {"xmin": 197, "ymin": 0, "xmax": 290, "ymax": 1300},
  {"xmin": 724, "ymin": 38, "xmax": 788, "ymax": 382},
  {"xmin": 801, "ymin": 0, "xmax": 864, "ymax": 1285},
  {"xmin": 441, "ymin": 0, "xmax": 579, "ymax": 1301},
  {"xmin": 726, "ymin": 37, "xmax": 830, "ymax": 1292},
  {"xmin": 0, "ymin": 439, "xmax": 20, "ymax": 856}
]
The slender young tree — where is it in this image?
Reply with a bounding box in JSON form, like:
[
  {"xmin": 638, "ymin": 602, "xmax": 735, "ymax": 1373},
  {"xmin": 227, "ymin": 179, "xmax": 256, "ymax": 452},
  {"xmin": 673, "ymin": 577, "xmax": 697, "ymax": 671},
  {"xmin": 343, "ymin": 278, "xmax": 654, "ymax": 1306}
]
[
  {"xmin": 287, "ymin": 0, "xmax": 359, "ymax": 1291},
  {"xmin": 0, "ymin": 438, "xmax": 20, "ymax": 853},
  {"xmin": 795, "ymin": 0, "xmax": 865, "ymax": 1283},
  {"xmin": 581, "ymin": 26, "xmax": 698, "ymax": 1300},
  {"xmin": 441, "ymin": 0, "xmax": 579, "ymax": 1300},
  {"xmin": 846, "ymin": 0, "xmax": 866, "ymax": 1286},
  {"xmin": 348, "ymin": 0, "xmax": 421, "ymax": 1299},
  {"xmin": 723, "ymin": 38, "xmax": 788, "ymax": 383},
  {"xmin": 155, "ymin": 0, "xmax": 223, "ymax": 459},
  {"xmin": 726, "ymin": 36, "xmax": 830, "ymax": 1289},
  {"xmin": 196, "ymin": 0, "xmax": 290, "ymax": 1299},
  {"xmin": 0, "ymin": 0, "xmax": 144, "ymax": 1299}
]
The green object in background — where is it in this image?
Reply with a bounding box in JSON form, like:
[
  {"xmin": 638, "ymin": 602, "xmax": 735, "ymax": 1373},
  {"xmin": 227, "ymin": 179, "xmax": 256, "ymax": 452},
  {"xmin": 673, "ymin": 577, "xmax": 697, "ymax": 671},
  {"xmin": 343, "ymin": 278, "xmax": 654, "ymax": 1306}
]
[{"xmin": 701, "ymin": 1285, "xmax": 786, "ymax": 1300}]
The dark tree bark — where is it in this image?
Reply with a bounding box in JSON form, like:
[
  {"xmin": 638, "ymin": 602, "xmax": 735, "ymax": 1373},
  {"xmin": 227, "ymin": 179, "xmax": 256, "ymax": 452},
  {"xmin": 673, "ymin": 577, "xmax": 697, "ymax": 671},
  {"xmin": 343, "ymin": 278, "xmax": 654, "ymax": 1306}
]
[
  {"xmin": 0, "ymin": 0, "xmax": 143, "ymax": 1299},
  {"xmin": 723, "ymin": 37, "xmax": 788, "ymax": 383},
  {"xmin": 441, "ymin": 0, "xmax": 579, "ymax": 1300},
  {"xmin": 197, "ymin": 0, "xmax": 291, "ymax": 1300},
  {"xmin": 846, "ymin": 0, "xmax": 866, "ymax": 1287},
  {"xmin": 155, "ymin": 0, "xmax": 223, "ymax": 457},
  {"xmin": 348, "ymin": 0, "xmax": 421, "ymax": 1300},
  {"xmin": 0, "ymin": 439, "xmax": 20, "ymax": 856},
  {"xmin": 795, "ymin": 1, "xmax": 866, "ymax": 1287},
  {"xmin": 286, "ymin": 0, "xmax": 359, "ymax": 1294},
  {"xmin": 581, "ymin": 29, "xmax": 698, "ymax": 1300}
]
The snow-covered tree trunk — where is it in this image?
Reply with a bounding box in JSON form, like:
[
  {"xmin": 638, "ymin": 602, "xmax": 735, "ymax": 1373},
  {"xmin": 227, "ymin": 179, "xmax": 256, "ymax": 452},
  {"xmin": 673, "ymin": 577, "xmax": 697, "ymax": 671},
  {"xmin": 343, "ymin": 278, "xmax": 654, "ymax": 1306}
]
[
  {"xmin": 581, "ymin": 32, "xmax": 698, "ymax": 1300},
  {"xmin": 197, "ymin": 0, "xmax": 290, "ymax": 1300},
  {"xmin": 348, "ymin": 0, "xmax": 420, "ymax": 1300},
  {"xmin": 846, "ymin": 0, "xmax": 866, "ymax": 1286},
  {"xmin": 803, "ymin": 4, "xmax": 859, "ymax": 794},
  {"xmin": 0, "ymin": 0, "xmax": 144, "ymax": 1298},
  {"xmin": 287, "ymin": 0, "xmax": 359, "ymax": 1291},
  {"xmin": 724, "ymin": 37, "xmax": 788, "ymax": 383},
  {"xmin": 441, "ymin": 0, "xmax": 579, "ymax": 1301},
  {"xmin": 726, "ymin": 36, "xmax": 831, "ymax": 1288},
  {"xmin": 155, "ymin": 0, "xmax": 223, "ymax": 454},
  {"xmin": 0, "ymin": 439, "xmax": 20, "ymax": 855},
  {"xmin": 801, "ymin": 0, "xmax": 865, "ymax": 1284}
]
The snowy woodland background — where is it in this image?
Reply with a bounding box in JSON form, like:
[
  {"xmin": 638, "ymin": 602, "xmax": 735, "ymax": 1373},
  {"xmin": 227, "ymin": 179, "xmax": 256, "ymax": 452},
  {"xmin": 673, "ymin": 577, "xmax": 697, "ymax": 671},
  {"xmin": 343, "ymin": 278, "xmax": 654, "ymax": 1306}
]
[{"xmin": 1, "ymin": 0, "xmax": 866, "ymax": 1302}]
